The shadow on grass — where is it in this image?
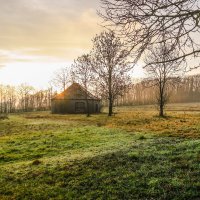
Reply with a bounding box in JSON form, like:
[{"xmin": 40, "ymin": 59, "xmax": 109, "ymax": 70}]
[{"xmin": 1, "ymin": 140, "xmax": 199, "ymax": 200}]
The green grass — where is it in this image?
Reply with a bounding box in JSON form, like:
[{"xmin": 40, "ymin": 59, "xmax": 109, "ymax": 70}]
[{"xmin": 0, "ymin": 103, "xmax": 200, "ymax": 199}]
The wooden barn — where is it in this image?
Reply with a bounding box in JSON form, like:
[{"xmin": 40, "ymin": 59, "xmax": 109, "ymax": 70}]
[{"xmin": 51, "ymin": 83, "xmax": 101, "ymax": 114}]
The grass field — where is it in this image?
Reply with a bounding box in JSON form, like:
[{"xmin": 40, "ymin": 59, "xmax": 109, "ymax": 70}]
[{"xmin": 0, "ymin": 103, "xmax": 200, "ymax": 199}]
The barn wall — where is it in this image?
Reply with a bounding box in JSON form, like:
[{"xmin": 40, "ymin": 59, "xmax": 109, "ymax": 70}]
[{"xmin": 51, "ymin": 99, "xmax": 100, "ymax": 114}]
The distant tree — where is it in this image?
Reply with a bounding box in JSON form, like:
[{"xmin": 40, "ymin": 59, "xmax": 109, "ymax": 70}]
[
  {"xmin": 6, "ymin": 85, "xmax": 17, "ymax": 113},
  {"xmin": 18, "ymin": 83, "xmax": 34, "ymax": 112},
  {"xmin": 34, "ymin": 90, "xmax": 44, "ymax": 111},
  {"xmin": 0, "ymin": 82, "xmax": 55, "ymax": 113},
  {"xmin": 52, "ymin": 67, "xmax": 71, "ymax": 91},
  {"xmin": 0, "ymin": 85, "xmax": 17, "ymax": 113},
  {"xmin": 100, "ymin": 0, "xmax": 200, "ymax": 70},
  {"xmin": 71, "ymin": 54, "xmax": 94, "ymax": 117},
  {"xmin": 144, "ymin": 39, "xmax": 185, "ymax": 117},
  {"xmin": 0, "ymin": 85, "xmax": 4, "ymax": 113},
  {"xmin": 91, "ymin": 31, "xmax": 131, "ymax": 116},
  {"xmin": 47, "ymin": 85, "xmax": 53, "ymax": 110}
]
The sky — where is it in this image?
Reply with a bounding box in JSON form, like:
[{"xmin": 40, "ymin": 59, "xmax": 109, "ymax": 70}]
[
  {"xmin": 0, "ymin": 0, "xmax": 113, "ymax": 88},
  {"xmin": 0, "ymin": 0, "xmax": 199, "ymax": 89}
]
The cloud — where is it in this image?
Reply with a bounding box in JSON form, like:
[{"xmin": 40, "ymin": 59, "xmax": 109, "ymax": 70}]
[
  {"xmin": 0, "ymin": 0, "xmax": 104, "ymax": 87},
  {"xmin": 0, "ymin": 0, "xmax": 101, "ymax": 62}
]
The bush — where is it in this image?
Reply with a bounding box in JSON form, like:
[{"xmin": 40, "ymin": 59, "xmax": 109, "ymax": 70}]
[{"xmin": 0, "ymin": 114, "xmax": 9, "ymax": 120}]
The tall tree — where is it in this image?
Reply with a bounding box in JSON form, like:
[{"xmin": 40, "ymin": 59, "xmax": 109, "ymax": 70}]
[
  {"xmin": 100, "ymin": 0, "xmax": 200, "ymax": 69},
  {"xmin": 91, "ymin": 31, "xmax": 131, "ymax": 116},
  {"xmin": 144, "ymin": 40, "xmax": 185, "ymax": 117},
  {"xmin": 71, "ymin": 54, "xmax": 93, "ymax": 117}
]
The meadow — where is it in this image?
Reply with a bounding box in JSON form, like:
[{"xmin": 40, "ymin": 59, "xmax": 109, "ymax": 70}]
[{"xmin": 0, "ymin": 103, "xmax": 200, "ymax": 200}]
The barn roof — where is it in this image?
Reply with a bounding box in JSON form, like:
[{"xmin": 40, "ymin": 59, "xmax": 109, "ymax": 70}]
[{"xmin": 52, "ymin": 83, "xmax": 100, "ymax": 100}]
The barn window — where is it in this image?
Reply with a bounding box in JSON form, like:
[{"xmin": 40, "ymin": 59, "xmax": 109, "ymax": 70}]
[{"xmin": 75, "ymin": 102, "xmax": 85, "ymax": 113}]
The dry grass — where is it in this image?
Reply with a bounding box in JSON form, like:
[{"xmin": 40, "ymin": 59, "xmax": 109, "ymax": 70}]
[{"xmin": 0, "ymin": 103, "xmax": 199, "ymax": 199}]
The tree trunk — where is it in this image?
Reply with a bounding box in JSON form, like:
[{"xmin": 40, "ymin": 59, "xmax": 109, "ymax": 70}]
[
  {"xmin": 85, "ymin": 83, "xmax": 90, "ymax": 117},
  {"xmin": 159, "ymin": 80, "xmax": 165, "ymax": 117},
  {"xmin": 159, "ymin": 103, "xmax": 164, "ymax": 117},
  {"xmin": 159, "ymin": 93, "xmax": 165, "ymax": 117},
  {"xmin": 108, "ymin": 67, "xmax": 113, "ymax": 117},
  {"xmin": 86, "ymin": 98, "xmax": 90, "ymax": 117},
  {"xmin": 108, "ymin": 99, "xmax": 113, "ymax": 116}
]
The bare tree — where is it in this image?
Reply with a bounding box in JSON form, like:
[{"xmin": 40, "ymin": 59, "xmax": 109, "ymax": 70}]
[
  {"xmin": 47, "ymin": 85, "xmax": 53, "ymax": 110},
  {"xmin": 91, "ymin": 31, "xmax": 131, "ymax": 116},
  {"xmin": 18, "ymin": 83, "xmax": 34, "ymax": 112},
  {"xmin": 0, "ymin": 85, "xmax": 5, "ymax": 113},
  {"xmin": 71, "ymin": 54, "xmax": 93, "ymax": 117},
  {"xmin": 0, "ymin": 82, "xmax": 55, "ymax": 113},
  {"xmin": 100, "ymin": 0, "xmax": 200, "ymax": 69},
  {"xmin": 0, "ymin": 85, "xmax": 17, "ymax": 114},
  {"xmin": 6, "ymin": 85, "xmax": 17, "ymax": 113},
  {"xmin": 144, "ymin": 40, "xmax": 185, "ymax": 117},
  {"xmin": 52, "ymin": 67, "xmax": 71, "ymax": 91}
]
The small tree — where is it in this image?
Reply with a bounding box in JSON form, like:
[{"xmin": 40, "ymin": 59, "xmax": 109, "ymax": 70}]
[
  {"xmin": 71, "ymin": 54, "xmax": 93, "ymax": 117},
  {"xmin": 52, "ymin": 67, "xmax": 71, "ymax": 91},
  {"xmin": 144, "ymin": 41, "xmax": 185, "ymax": 117},
  {"xmin": 91, "ymin": 31, "xmax": 131, "ymax": 116}
]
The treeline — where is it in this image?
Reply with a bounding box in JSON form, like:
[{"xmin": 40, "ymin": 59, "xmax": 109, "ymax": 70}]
[
  {"xmin": 115, "ymin": 74, "xmax": 200, "ymax": 106},
  {"xmin": 0, "ymin": 83, "xmax": 54, "ymax": 113},
  {"xmin": 1, "ymin": 74, "xmax": 199, "ymax": 114}
]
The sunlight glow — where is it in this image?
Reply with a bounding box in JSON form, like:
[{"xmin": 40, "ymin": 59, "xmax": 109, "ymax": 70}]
[{"xmin": 0, "ymin": 62, "xmax": 71, "ymax": 89}]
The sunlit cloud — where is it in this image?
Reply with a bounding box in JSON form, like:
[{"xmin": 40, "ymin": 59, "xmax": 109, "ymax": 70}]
[
  {"xmin": 0, "ymin": 0, "xmax": 101, "ymax": 54},
  {"xmin": 0, "ymin": 0, "xmax": 103, "ymax": 87}
]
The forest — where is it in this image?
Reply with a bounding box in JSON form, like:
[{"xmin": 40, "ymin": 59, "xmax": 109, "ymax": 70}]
[{"xmin": 116, "ymin": 74, "xmax": 200, "ymax": 106}]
